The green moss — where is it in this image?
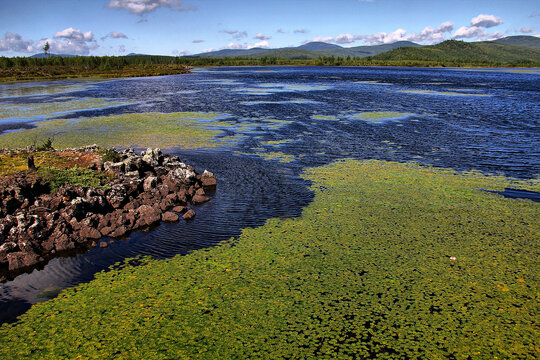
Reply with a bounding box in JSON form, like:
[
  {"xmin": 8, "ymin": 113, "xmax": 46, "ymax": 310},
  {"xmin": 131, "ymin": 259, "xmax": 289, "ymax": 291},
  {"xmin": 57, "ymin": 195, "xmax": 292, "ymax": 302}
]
[
  {"xmin": 311, "ymin": 115, "xmax": 339, "ymax": 121},
  {"xmin": 38, "ymin": 166, "xmax": 112, "ymax": 192},
  {"xmin": 0, "ymin": 112, "xmax": 223, "ymax": 149},
  {"xmin": 350, "ymin": 111, "xmax": 413, "ymax": 122},
  {"xmin": 0, "ymin": 98, "xmax": 131, "ymax": 120},
  {"xmin": 398, "ymin": 89, "xmax": 490, "ymax": 97},
  {"xmin": 0, "ymin": 160, "xmax": 538, "ymax": 359}
]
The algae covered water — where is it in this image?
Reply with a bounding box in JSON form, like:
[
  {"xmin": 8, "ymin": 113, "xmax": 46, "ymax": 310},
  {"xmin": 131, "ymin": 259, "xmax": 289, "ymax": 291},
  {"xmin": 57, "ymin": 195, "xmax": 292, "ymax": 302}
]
[{"xmin": 0, "ymin": 66, "xmax": 538, "ymax": 323}]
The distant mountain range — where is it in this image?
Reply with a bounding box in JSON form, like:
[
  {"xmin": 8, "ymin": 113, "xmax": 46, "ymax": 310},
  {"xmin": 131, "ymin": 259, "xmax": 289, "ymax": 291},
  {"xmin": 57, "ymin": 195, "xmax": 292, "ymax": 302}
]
[
  {"xmin": 189, "ymin": 40, "xmax": 422, "ymax": 59},
  {"xmin": 188, "ymin": 35, "xmax": 540, "ymax": 62},
  {"xmin": 26, "ymin": 36, "xmax": 540, "ymax": 65}
]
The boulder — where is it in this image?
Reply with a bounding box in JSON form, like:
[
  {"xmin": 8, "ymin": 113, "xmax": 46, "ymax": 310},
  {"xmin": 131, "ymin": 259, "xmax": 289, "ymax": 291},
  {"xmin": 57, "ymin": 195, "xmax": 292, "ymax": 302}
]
[
  {"xmin": 182, "ymin": 209, "xmax": 196, "ymax": 221},
  {"xmin": 136, "ymin": 205, "xmax": 161, "ymax": 227},
  {"xmin": 143, "ymin": 176, "xmax": 158, "ymax": 192},
  {"xmin": 201, "ymin": 170, "xmax": 217, "ymax": 188},
  {"xmin": 191, "ymin": 194, "xmax": 211, "ymax": 205},
  {"xmin": 162, "ymin": 212, "xmax": 179, "ymax": 223},
  {"xmin": 7, "ymin": 251, "xmax": 43, "ymax": 271}
]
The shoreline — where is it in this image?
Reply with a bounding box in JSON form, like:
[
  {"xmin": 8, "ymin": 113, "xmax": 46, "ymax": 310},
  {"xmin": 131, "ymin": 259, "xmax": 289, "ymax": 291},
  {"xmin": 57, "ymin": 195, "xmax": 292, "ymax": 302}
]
[
  {"xmin": 2, "ymin": 63, "xmax": 539, "ymax": 82},
  {"xmin": 0, "ymin": 146, "xmax": 216, "ymax": 282}
]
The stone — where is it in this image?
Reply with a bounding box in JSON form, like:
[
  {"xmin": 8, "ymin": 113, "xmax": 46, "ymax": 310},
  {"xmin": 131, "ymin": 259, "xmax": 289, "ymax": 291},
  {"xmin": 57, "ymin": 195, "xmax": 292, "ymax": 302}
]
[
  {"xmin": 79, "ymin": 226, "xmax": 102, "ymax": 240},
  {"xmin": 182, "ymin": 209, "xmax": 196, "ymax": 220},
  {"xmin": 136, "ymin": 205, "xmax": 161, "ymax": 227},
  {"xmin": 99, "ymin": 241, "xmax": 109, "ymax": 248},
  {"xmin": 143, "ymin": 176, "xmax": 158, "ymax": 192},
  {"xmin": 201, "ymin": 170, "xmax": 217, "ymax": 187},
  {"xmin": 192, "ymin": 194, "xmax": 211, "ymax": 205},
  {"xmin": 110, "ymin": 226, "xmax": 127, "ymax": 238},
  {"xmin": 172, "ymin": 205, "xmax": 186, "ymax": 213},
  {"xmin": 162, "ymin": 212, "xmax": 179, "ymax": 223},
  {"xmin": 7, "ymin": 251, "xmax": 43, "ymax": 271}
]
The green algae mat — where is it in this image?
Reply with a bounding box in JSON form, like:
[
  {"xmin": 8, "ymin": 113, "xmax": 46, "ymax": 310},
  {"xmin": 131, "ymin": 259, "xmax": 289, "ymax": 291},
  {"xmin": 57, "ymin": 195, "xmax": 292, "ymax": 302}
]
[
  {"xmin": 0, "ymin": 112, "xmax": 222, "ymax": 150},
  {"xmin": 1, "ymin": 160, "xmax": 538, "ymax": 359}
]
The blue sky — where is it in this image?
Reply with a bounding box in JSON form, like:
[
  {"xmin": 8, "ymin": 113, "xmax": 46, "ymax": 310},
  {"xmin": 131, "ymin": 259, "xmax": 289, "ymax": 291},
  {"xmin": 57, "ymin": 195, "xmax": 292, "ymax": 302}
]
[{"xmin": 0, "ymin": 0, "xmax": 538, "ymax": 56}]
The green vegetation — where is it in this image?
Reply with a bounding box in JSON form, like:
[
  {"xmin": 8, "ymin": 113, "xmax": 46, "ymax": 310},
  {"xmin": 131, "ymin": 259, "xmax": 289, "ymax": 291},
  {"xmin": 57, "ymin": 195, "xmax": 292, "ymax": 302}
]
[
  {"xmin": 350, "ymin": 111, "xmax": 413, "ymax": 122},
  {"xmin": 1, "ymin": 159, "xmax": 538, "ymax": 359},
  {"xmin": 0, "ymin": 112, "xmax": 223, "ymax": 150},
  {"xmin": 0, "ymin": 55, "xmax": 190, "ymax": 81},
  {"xmin": 38, "ymin": 166, "xmax": 111, "ymax": 192},
  {"xmin": 2, "ymin": 38, "xmax": 539, "ymax": 82},
  {"xmin": 0, "ymin": 150, "xmax": 101, "ymax": 176},
  {"xmin": 0, "ymin": 97, "xmax": 131, "ymax": 120},
  {"xmin": 373, "ymin": 40, "xmax": 540, "ymax": 67}
]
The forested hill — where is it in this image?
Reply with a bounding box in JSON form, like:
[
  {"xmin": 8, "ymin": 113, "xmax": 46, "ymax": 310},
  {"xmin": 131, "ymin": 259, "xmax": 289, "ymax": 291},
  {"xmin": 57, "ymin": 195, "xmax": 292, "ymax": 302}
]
[{"xmin": 373, "ymin": 40, "xmax": 540, "ymax": 66}]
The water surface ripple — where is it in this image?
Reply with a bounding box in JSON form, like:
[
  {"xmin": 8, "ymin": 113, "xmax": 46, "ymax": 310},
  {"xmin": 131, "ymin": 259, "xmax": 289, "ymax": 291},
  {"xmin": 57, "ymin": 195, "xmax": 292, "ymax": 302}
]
[{"xmin": 0, "ymin": 66, "xmax": 538, "ymax": 323}]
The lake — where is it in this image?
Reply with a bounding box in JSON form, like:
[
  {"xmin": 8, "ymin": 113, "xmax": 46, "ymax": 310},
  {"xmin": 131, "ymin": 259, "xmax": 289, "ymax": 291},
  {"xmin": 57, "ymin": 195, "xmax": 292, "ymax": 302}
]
[{"xmin": 0, "ymin": 66, "xmax": 538, "ymax": 323}]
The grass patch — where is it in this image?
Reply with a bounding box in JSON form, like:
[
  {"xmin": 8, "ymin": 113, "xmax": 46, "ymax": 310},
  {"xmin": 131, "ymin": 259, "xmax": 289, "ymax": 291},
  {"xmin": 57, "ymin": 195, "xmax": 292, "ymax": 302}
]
[
  {"xmin": 0, "ymin": 150, "xmax": 102, "ymax": 176},
  {"xmin": 0, "ymin": 112, "xmax": 223, "ymax": 150},
  {"xmin": 0, "ymin": 160, "xmax": 538, "ymax": 359},
  {"xmin": 38, "ymin": 166, "xmax": 112, "ymax": 192},
  {"xmin": 0, "ymin": 98, "xmax": 131, "ymax": 120}
]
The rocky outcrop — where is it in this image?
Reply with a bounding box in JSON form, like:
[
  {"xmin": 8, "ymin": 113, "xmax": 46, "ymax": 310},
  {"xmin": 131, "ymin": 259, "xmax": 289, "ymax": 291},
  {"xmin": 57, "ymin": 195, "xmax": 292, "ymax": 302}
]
[{"xmin": 0, "ymin": 147, "xmax": 216, "ymax": 281}]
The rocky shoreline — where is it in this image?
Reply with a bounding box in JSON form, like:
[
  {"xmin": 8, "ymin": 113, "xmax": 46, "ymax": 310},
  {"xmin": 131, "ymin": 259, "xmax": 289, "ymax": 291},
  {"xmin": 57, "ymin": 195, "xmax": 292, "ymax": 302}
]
[{"xmin": 0, "ymin": 146, "xmax": 216, "ymax": 282}]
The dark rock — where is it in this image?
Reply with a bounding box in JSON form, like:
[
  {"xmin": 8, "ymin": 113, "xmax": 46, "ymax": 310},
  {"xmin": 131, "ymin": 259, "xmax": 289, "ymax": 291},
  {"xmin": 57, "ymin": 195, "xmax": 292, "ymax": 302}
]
[
  {"xmin": 7, "ymin": 251, "xmax": 43, "ymax": 271},
  {"xmin": 182, "ymin": 209, "xmax": 196, "ymax": 220},
  {"xmin": 192, "ymin": 194, "xmax": 211, "ymax": 205},
  {"xmin": 136, "ymin": 205, "xmax": 161, "ymax": 227},
  {"xmin": 172, "ymin": 205, "xmax": 186, "ymax": 213},
  {"xmin": 110, "ymin": 226, "xmax": 127, "ymax": 238},
  {"xmin": 79, "ymin": 226, "xmax": 101, "ymax": 240},
  {"xmin": 162, "ymin": 212, "xmax": 179, "ymax": 223}
]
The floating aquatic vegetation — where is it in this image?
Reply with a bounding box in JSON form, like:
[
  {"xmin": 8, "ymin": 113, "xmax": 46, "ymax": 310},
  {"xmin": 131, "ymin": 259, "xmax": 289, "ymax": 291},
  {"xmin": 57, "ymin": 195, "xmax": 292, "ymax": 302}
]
[
  {"xmin": 0, "ymin": 160, "xmax": 537, "ymax": 359},
  {"xmin": 349, "ymin": 111, "xmax": 414, "ymax": 123},
  {"xmin": 399, "ymin": 89, "xmax": 490, "ymax": 97},
  {"xmin": 0, "ymin": 112, "xmax": 223, "ymax": 149},
  {"xmin": 0, "ymin": 98, "xmax": 132, "ymax": 121},
  {"xmin": 240, "ymin": 99, "xmax": 319, "ymax": 106},
  {"xmin": 311, "ymin": 115, "xmax": 339, "ymax": 121},
  {"xmin": 0, "ymin": 80, "xmax": 103, "ymax": 98}
]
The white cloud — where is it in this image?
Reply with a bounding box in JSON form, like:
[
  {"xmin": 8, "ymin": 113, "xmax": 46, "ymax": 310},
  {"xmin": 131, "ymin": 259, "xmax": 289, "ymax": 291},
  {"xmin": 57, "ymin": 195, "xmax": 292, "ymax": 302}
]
[
  {"xmin": 249, "ymin": 40, "xmax": 270, "ymax": 48},
  {"xmin": 0, "ymin": 32, "xmax": 34, "ymax": 53},
  {"xmin": 192, "ymin": 39, "xmax": 204, "ymax": 43},
  {"xmin": 520, "ymin": 27, "xmax": 533, "ymax": 33},
  {"xmin": 334, "ymin": 33, "xmax": 355, "ymax": 44},
  {"xmin": 471, "ymin": 14, "xmax": 504, "ymax": 28},
  {"xmin": 254, "ymin": 33, "xmax": 270, "ymax": 40},
  {"xmin": 452, "ymin": 26, "xmax": 504, "ymax": 41},
  {"xmin": 223, "ymin": 30, "xmax": 248, "ymax": 40},
  {"xmin": 226, "ymin": 42, "xmax": 246, "ymax": 49},
  {"xmin": 452, "ymin": 26, "xmax": 485, "ymax": 39},
  {"xmin": 277, "ymin": 28, "xmax": 287, "ymax": 34},
  {"xmin": 174, "ymin": 49, "xmax": 189, "ymax": 55},
  {"xmin": 312, "ymin": 36, "xmax": 334, "ymax": 43},
  {"xmin": 309, "ymin": 21, "xmax": 454, "ymax": 47},
  {"xmin": 294, "ymin": 29, "xmax": 308, "ymax": 34},
  {"xmin": 101, "ymin": 31, "xmax": 128, "ymax": 41},
  {"xmin": 107, "ymin": 0, "xmax": 195, "ymax": 15},
  {"xmin": 54, "ymin": 27, "xmax": 94, "ymax": 42},
  {"xmin": 40, "ymin": 27, "xmax": 99, "ymax": 55}
]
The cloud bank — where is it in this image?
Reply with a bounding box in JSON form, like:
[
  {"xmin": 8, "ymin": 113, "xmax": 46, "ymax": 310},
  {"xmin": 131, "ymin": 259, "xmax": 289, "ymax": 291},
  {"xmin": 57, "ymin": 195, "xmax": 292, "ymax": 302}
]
[{"xmin": 107, "ymin": 0, "xmax": 195, "ymax": 15}]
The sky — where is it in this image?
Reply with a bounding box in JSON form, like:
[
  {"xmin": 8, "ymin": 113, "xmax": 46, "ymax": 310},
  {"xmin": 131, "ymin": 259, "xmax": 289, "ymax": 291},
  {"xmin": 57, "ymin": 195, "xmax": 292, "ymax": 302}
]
[{"xmin": 0, "ymin": 0, "xmax": 538, "ymax": 57}]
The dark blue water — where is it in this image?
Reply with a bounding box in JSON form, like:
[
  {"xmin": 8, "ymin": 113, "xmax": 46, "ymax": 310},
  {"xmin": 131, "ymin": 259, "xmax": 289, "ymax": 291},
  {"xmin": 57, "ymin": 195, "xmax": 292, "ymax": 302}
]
[{"xmin": 0, "ymin": 66, "xmax": 538, "ymax": 323}]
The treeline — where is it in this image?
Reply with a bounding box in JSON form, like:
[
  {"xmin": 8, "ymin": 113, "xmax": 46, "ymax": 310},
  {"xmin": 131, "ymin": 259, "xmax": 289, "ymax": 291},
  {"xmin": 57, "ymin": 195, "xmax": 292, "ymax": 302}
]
[
  {"xmin": 1, "ymin": 54, "xmax": 538, "ymax": 81},
  {"xmin": 0, "ymin": 55, "xmax": 190, "ymax": 81},
  {"xmin": 0, "ymin": 55, "xmax": 185, "ymax": 69}
]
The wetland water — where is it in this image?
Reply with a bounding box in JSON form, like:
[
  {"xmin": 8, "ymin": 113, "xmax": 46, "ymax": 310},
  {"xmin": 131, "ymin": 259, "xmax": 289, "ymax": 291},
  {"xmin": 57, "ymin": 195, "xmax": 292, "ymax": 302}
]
[{"xmin": 0, "ymin": 66, "xmax": 538, "ymax": 323}]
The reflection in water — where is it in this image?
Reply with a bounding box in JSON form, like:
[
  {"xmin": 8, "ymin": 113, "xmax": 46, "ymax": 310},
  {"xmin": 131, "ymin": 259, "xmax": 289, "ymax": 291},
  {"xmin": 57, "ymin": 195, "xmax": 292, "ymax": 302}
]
[{"xmin": 0, "ymin": 66, "xmax": 538, "ymax": 323}]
